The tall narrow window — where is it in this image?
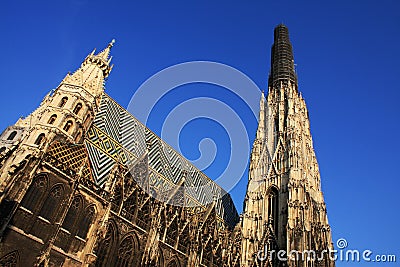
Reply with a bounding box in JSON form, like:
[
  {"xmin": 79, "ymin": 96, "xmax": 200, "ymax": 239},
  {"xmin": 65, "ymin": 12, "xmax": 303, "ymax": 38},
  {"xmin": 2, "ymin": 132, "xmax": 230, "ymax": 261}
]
[
  {"xmin": 39, "ymin": 184, "xmax": 64, "ymax": 222},
  {"xmin": 62, "ymin": 196, "xmax": 82, "ymax": 232},
  {"xmin": 48, "ymin": 114, "xmax": 57, "ymax": 125},
  {"xmin": 115, "ymin": 236, "xmax": 135, "ymax": 267},
  {"xmin": 0, "ymin": 250, "xmax": 19, "ymax": 267},
  {"xmin": 7, "ymin": 131, "xmax": 17, "ymax": 141},
  {"xmin": 274, "ymin": 117, "xmax": 279, "ymax": 133},
  {"xmin": 95, "ymin": 223, "xmax": 116, "ymax": 267},
  {"xmin": 21, "ymin": 175, "xmax": 48, "ymax": 212},
  {"xmin": 77, "ymin": 205, "xmax": 95, "ymax": 239},
  {"xmin": 84, "ymin": 114, "xmax": 91, "ymax": 125},
  {"xmin": 59, "ymin": 97, "xmax": 68, "ymax": 108},
  {"xmin": 268, "ymin": 187, "xmax": 279, "ymax": 234},
  {"xmin": 75, "ymin": 130, "xmax": 82, "ymax": 142},
  {"xmin": 73, "ymin": 103, "xmax": 82, "ymax": 115},
  {"xmin": 63, "ymin": 121, "xmax": 73, "ymax": 132},
  {"xmin": 167, "ymin": 258, "xmax": 180, "ymax": 267},
  {"xmin": 34, "ymin": 133, "xmax": 45, "ymax": 145}
]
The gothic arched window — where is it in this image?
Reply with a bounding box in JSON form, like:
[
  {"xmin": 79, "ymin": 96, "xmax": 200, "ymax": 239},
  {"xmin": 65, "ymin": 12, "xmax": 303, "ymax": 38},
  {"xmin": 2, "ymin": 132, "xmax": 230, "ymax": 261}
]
[
  {"xmin": 77, "ymin": 205, "xmax": 95, "ymax": 240},
  {"xmin": 73, "ymin": 103, "xmax": 82, "ymax": 115},
  {"xmin": 39, "ymin": 184, "xmax": 64, "ymax": 222},
  {"xmin": 167, "ymin": 257, "xmax": 180, "ymax": 267},
  {"xmin": 21, "ymin": 175, "xmax": 48, "ymax": 212},
  {"xmin": 63, "ymin": 121, "xmax": 73, "ymax": 132},
  {"xmin": 95, "ymin": 223, "xmax": 117, "ymax": 267},
  {"xmin": 48, "ymin": 114, "xmax": 57, "ymax": 125},
  {"xmin": 0, "ymin": 147, "xmax": 6, "ymax": 153},
  {"xmin": 75, "ymin": 130, "xmax": 82, "ymax": 142},
  {"xmin": 268, "ymin": 187, "xmax": 279, "ymax": 234},
  {"xmin": 34, "ymin": 133, "xmax": 45, "ymax": 145},
  {"xmin": 59, "ymin": 97, "xmax": 68, "ymax": 108},
  {"xmin": 7, "ymin": 131, "xmax": 17, "ymax": 141},
  {"xmin": 84, "ymin": 114, "xmax": 92, "ymax": 126},
  {"xmin": 62, "ymin": 196, "xmax": 82, "ymax": 232},
  {"xmin": 0, "ymin": 250, "xmax": 19, "ymax": 267},
  {"xmin": 115, "ymin": 236, "xmax": 135, "ymax": 267}
]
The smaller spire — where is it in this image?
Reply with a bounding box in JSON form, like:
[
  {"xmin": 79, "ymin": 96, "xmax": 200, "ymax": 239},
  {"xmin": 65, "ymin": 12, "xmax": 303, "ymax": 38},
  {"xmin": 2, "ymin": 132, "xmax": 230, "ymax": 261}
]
[
  {"xmin": 260, "ymin": 91, "xmax": 265, "ymax": 110},
  {"xmin": 254, "ymin": 91, "xmax": 267, "ymax": 143},
  {"xmin": 78, "ymin": 40, "xmax": 115, "ymax": 79},
  {"xmin": 96, "ymin": 39, "xmax": 116, "ymax": 61}
]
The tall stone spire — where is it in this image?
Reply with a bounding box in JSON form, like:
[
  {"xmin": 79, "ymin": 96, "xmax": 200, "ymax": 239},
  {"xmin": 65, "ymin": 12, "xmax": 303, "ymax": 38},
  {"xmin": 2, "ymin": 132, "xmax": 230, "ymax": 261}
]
[
  {"xmin": 61, "ymin": 40, "xmax": 115, "ymax": 97},
  {"xmin": 95, "ymin": 39, "xmax": 115, "ymax": 62},
  {"xmin": 241, "ymin": 25, "xmax": 334, "ymax": 267},
  {"xmin": 268, "ymin": 24, "xmax": 297, "ymax": 87}
]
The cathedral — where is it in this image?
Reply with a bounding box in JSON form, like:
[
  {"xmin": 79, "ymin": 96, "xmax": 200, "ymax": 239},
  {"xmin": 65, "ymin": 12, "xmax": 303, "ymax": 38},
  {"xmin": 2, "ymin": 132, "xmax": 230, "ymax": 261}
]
[{"xmin": 0, "ymin": 24, "xmax": 334, "ymax": 267}]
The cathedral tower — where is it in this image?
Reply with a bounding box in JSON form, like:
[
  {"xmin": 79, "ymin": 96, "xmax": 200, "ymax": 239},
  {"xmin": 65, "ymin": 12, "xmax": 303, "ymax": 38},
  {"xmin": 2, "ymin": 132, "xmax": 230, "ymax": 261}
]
[
  {"xmin": 241, "ymin": 24, "xmax": 335, "ymax": 267},
  {"xmin": 0, "ymin": 41, "xmax": 114, "ymax": 201}
]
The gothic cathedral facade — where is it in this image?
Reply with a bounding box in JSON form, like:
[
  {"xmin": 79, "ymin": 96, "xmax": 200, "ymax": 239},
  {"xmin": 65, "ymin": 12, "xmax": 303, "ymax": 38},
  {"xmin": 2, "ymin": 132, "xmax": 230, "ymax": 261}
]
[{"xmin": 0, "ymin": 25, "xmax": 334, "ymax": 267}]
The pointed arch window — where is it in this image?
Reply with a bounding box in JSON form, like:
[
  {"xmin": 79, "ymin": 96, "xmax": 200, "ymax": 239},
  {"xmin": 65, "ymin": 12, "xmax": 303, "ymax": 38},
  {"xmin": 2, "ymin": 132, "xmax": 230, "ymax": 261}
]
[
  {"xmin": 77, "ymin": 205, "xmax": 96, "ymax": 239},
  {"xmin": 115, "ymin": 236, "xmax": 135, "ymax": 267},
  {"xmin": 48, "ymin": 114, "xmax": 57, "ymax": 125},
  {"xmin": 7, "ymin": 131, "xmax": 17, "ymax": 141},
  {"xmin": 73, "ymin": 103, "xmax": 82, "ymax": 115},
  {"xmin": 34, "ymin": 133, "xmax": 45, "ymax": 145},
  {"xmin": 0, "ymin": 250, "xmax": 19, "ymax": 267},
  {"xmin": 62, "ymin": 196, "xmax": 82, "ymax": 232},
  {"xmin": 167, "ymin": 257, "xmax": 181, "ymax": 267},
  {"xmin": 0, "ymin": 147, "xmax": 6, "ymax": 153},
  {"xmin": 268, "ymin": 187, "xmax": 279, "ymax": 234},
  {"xmin": 39, "ymin": 184, "xmax": 64, "ymax": 222},
  {"xmin": 84, "ymin": 114, "xmax": 91, "ymax": 126},
  {"xmin": 59, "ymin": 97, "xmax": 68, "ymax": 108},
  {"xmin": 167, "ymin": 260, "xmax": 179, "ymax": 267},
  {"xmin": 75, "ymin": 130, "xmax": 82, "ymax": 142},
  {"xmin": 63, "ymin": 121, "xmax": 73, "ymax": 132},
  {"xmin": 21, "ymin": 175, "xmax": 48, "ymax": 212},
  {"xmin": 95, "ymin": 223, "xmax": 117, "ymax": 267}
]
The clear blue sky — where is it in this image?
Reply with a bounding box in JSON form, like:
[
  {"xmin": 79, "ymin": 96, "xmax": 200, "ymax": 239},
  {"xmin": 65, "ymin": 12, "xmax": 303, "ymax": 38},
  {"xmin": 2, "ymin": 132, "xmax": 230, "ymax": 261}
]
[{"xmin": 1, "ymin": 1, "xmax": 399, "ymax": 266}]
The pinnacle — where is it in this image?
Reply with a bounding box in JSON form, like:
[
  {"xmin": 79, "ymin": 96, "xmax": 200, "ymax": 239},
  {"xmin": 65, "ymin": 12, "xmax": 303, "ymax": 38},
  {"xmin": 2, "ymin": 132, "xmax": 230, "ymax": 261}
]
[{"xmin": 95, "ymin": 39, "xmax": 116, "ymax": 61}]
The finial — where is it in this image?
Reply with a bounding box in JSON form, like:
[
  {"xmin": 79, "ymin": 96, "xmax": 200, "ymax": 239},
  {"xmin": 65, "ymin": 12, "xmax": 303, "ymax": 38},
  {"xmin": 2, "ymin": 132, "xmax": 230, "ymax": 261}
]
[{"xmin": 109, "ymin": 39, "xmax": 116, "ymax": 48}]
